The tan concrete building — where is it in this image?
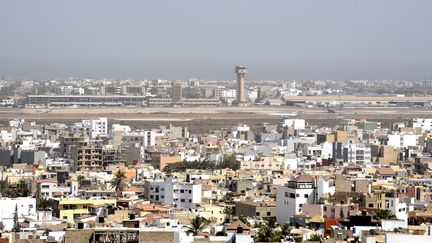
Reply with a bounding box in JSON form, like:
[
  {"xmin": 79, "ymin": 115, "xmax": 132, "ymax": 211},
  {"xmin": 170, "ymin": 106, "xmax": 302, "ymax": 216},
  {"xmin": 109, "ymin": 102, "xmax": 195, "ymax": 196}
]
[{"xmin": 235, "ymin": 201, "xmax": 276, "ymax": 219}]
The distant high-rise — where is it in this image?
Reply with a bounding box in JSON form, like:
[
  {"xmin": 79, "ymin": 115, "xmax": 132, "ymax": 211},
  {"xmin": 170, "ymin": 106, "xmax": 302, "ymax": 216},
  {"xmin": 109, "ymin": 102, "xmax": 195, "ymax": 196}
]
[
  {"xmin": 171, "ymin": 81, "xmax": 182, "ymax": 103},
  {"xmin": 235, "ymin": 65, "xmax": 247, "ymax": 104}
]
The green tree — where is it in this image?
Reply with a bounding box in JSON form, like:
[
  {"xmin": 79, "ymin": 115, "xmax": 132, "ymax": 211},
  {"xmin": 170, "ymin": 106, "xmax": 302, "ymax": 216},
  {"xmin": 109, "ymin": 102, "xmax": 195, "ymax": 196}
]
[
  {"xmin": 0, "ymin": 180, "xmax": 10, "ymax": 196},
  {"xmin": 16, "ymin": 180, "xmax": 30, "ymax": 197},
  {"xmin": 185, "ymin": 216, "xmax": 208, "ymax": 236},
  {"xmin": 36, "ymin": 197, "xmax": 50, "ymax": 210},
  {"xmin": 278, "ymin": 223, "xmax": 292, "ymax": 239},
  {"xmin": 223, "ymin": 206, "xmax": 235, "ymax": 223},
  {"xmin": 110, "ymin": 170, "xmax": 127, "ymax": 192},
  {"xmin": 12, "ymin": 204, "xmax": 20, "ymax": 232},
  {"xmin": 239, "ymin": 215, "xmax": 251, "ymax": 227},
  {"xmin": 254, "ymin": 219, "xmax": 284, "ymax": 242},
  {"xmin": 218, "ymin": 154, "xmax": 238, "ymax": 170},
  {"xmin": 309, "ymin": 233, "xmax": 322, "ymax": 241},
  {"xmin": 374, "ymin": 209, "xmax": 396, "ymax": 220}
]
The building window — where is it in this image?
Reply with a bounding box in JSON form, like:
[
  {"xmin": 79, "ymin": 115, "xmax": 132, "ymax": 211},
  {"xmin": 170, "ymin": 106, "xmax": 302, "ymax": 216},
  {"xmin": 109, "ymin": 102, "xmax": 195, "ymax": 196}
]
[
  {"xmin": 267, "ymin": 212, "xmax": 271, "ymax": 216},
  {"xmin": 304, "ymin": 194, "xmax": 309, "ymax": 198},
  {"xmin": 256, "ymin": 212, "xmax": 260, "ymax": 216},
  {"xmin": 296, "ymin": 194, "xmax": 299, "ymax": 198}
]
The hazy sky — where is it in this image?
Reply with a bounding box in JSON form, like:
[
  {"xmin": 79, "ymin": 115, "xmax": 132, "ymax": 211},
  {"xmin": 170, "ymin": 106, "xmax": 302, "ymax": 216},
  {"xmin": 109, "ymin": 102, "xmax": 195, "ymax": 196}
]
[{"xmin": 1, "ymin": 0, "xmax": 431, "ymax": 81}]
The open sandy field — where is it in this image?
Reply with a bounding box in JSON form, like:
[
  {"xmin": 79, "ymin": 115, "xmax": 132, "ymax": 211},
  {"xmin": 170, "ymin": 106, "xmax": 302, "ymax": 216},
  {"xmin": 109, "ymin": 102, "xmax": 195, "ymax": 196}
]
[{"xmin": 0, "ymin": 106, "xmax": 430, "ymax": 133}]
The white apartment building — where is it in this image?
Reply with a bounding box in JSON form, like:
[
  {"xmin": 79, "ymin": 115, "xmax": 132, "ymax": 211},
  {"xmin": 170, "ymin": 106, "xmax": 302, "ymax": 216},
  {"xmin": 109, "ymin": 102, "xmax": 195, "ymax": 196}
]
[
  {"xmin": 385, "ymin": 197, "xmax": 408, "ymax": 221},
  {"xmin": 412, "ymin": 118, "xmax": 432, "ymax": 132},
  {"xmin": 221, "ymin": 89, "xmax": 237, "ymax": 98},
  {"xmin": 0, "ymin": 197, "xmax": 37, "ymax": 231},
  {"xmin": 387, "ymin": 133, "xmax": 417, "ymax": 148},
  {"xmin": 37, "ymin": 179, "xmax": 79, "ymax": 198},
  {"xmin": 90, "ymin": 117, "xmax": 108, "ymax": 138},
  {"xmin": 343, "ymin": 144, "xmax": 371, "ymax": 165},
  {"xmin": 276, "ymin": 175, "xmax": 315, "ymax": 224},
  {"xmin": 146, "ymin": 177, "xmax": 202, "ymax": 209},
  {"xmin": 279, "ymin": 119, "xmax": 306, "ymax": 130},
  {"xmin": 143, "ymin": 131, "xmax": 156, "ymax": 147},
  {"xmin": 70, "ymin": 117, "xmax": 108, "ymax": 138}
]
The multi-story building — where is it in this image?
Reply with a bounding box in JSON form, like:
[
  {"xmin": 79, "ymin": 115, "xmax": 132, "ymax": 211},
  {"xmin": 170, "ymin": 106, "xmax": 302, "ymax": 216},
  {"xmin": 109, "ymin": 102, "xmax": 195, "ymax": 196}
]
[
  {"xmin": 36, "ymin": 179, "xmax": 79, "ymax": 198},
  {"xmin": 387, "ymin": 133, "xmax": 417, "ymax": 148},
  {"xmin": 50, "ymin": 198, "xmax": 117, "ymax": 223},
  {"xmin": 0, "ymin": 197, "xmax": 37, "ymax": 231},
  {"xmin": 276, "ymin": 175, "xmax": 315, "ymax": 224},
  {"xmin": 412, "ymin": 118, "xmax": 432, "ymax": 132},
  {"xmin": 145, "ymin": 177, "xmax": 202, "ymax": 209},
  {"xmin": 235, "ymin": 201, "xmax": 276, "ymax": 219},
  {"xmin": 70, "ymin": 141, "xmax": 103, "ymax": 171},
  {"xmin": 342, "ymin": 144, "xmax": 371, "ymax": 165}
]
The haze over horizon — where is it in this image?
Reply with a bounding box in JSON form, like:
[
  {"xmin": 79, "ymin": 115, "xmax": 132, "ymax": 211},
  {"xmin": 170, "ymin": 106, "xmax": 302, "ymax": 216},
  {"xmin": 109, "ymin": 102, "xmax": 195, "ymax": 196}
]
[{"xmin": 1, "ymin": 0, "xmax": 431, "ymax": 81}]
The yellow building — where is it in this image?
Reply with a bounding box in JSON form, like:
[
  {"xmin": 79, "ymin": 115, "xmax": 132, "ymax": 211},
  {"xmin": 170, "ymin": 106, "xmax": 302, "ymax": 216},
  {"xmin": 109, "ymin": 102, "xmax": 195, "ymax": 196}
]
[
  {"xmin": 199, "ymin": 204, "xmax": 227, "ymax": 224},
  {"xmin": 51, "ymin": 198, "xmax": 117, "ymax": 222}
]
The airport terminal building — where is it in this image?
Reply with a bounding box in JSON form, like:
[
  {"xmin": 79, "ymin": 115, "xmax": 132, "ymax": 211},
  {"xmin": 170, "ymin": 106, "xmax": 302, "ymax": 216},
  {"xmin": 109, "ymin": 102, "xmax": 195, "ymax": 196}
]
[{"xmin": 26, "ymin": 95, "xmax": 147, "ymax": 107}]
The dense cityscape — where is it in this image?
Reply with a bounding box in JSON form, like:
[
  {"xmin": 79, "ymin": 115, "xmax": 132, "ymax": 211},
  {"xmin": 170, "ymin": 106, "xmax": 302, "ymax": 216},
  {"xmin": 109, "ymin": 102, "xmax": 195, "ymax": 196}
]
[
  {"xmin": 2, "ymin": 1, "xmax": 432, "ymax": 242},
  {"xmin": 0, "ymin": 66, "xmax": 431, "ymax": 243}
]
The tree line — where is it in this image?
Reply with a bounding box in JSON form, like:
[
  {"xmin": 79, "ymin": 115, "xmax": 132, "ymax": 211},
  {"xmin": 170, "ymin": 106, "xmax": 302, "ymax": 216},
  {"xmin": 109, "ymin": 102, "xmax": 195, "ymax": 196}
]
[{"xmin": 163, "ymin": 154, "xmax": 238, "ymax": 173}]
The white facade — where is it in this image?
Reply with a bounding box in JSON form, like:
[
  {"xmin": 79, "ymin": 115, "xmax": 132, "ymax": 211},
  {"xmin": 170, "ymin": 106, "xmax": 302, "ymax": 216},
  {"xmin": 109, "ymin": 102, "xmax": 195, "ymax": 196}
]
[
  {"xmin": 70, "ymin": 117, "xmax": 108, "ymax": 138},
  {"xmin": 143, "ymin": 131, "xmax": 156, "ymax": 147},
  {"xmin": 343, "ymin": 144, "xmax": 371, "ymax": 165},
  {"xmin": 385, "ymin": 197, "xmax": 407, "ymax": 221},
  {"xmin": 221, "ymin": 89, "xmax": 237, "ymax": 98},
  {"xmin": 280, "ymin": 119, "xmax": 306, "ymax": 130},
  {"xmin": 111, "ymin": 124, "xmax": 131, "ymax": 133},
  {"xmin": 39, "ymin": 181, "xmax": 79, "ymax": 198},
  {"xmin": 0, "ymin": 197, "xmax": 37, "ymax": 231},
  {"xmin": 90, "ymin": 117, "xmax": 108, "ymax": 138},
  {"xmin": 276, "ymin": 178, "xmax": 315, "ymax": 224},
  {"xmin": 412, "ymin": 118, "xmax": 432, "ymax": 132},
  {"xmin": 147, "ymin": 177, "xmax": 202, "ymax": 209},
  {"xmin": 316, "ymin": 179, "xmax": 335, "ymax": 199},
  {"xmin": 387, "ymin": 133, "xmax": 417, "ymax": 148}
]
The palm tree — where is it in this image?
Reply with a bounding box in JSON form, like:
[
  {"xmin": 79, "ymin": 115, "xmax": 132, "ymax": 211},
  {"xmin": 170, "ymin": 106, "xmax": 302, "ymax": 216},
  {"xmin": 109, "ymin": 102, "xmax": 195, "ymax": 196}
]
[
  {"xmin": 309, "ymin": 233, "xmax": 322, "ymax": 241},
  {"xmin": 36, "ymin": 197, "xmax": 50, "ymax": 210},
  {"xmin": 374, "ymin": 209, "xmax": 396, "ymax": 220},
  {"xmin": 255, "ymin": 224, "xmax": 277, "ymax": 242},
  {"xmin": 185, "ymin": 216, "xmax": 208, "ymax": 236},
  {"xmin": 279, "ymin": 223, "xmax": 292, "ymax": 239},
  {"xmin": 110, "ymin": 170, "xmax": 127, "ymax": 192},
  {"xmin": 254, "ymin": 219, "xmax": 280, "ymax": 242}
]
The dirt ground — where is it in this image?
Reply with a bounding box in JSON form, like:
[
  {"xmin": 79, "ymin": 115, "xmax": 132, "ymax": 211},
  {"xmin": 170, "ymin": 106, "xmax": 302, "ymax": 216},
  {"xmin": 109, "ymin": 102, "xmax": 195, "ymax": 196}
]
[{"xmin": 0, "ymin": 106, "xmax": 428, "ymax": 133}]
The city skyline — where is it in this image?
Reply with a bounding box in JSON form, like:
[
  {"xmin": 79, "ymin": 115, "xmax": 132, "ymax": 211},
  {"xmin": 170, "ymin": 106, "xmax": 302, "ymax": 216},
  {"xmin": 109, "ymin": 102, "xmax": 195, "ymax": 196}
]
[{"xmin": 1, "ymin": 0, "xmax": 432, "ymax": 81}]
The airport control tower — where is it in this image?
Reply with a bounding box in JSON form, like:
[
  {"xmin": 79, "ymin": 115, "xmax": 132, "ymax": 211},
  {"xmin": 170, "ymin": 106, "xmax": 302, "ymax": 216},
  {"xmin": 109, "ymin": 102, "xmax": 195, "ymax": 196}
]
[{"xmin": 235, "ymin": 65, "xmax": 247, "ymax": 104}]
